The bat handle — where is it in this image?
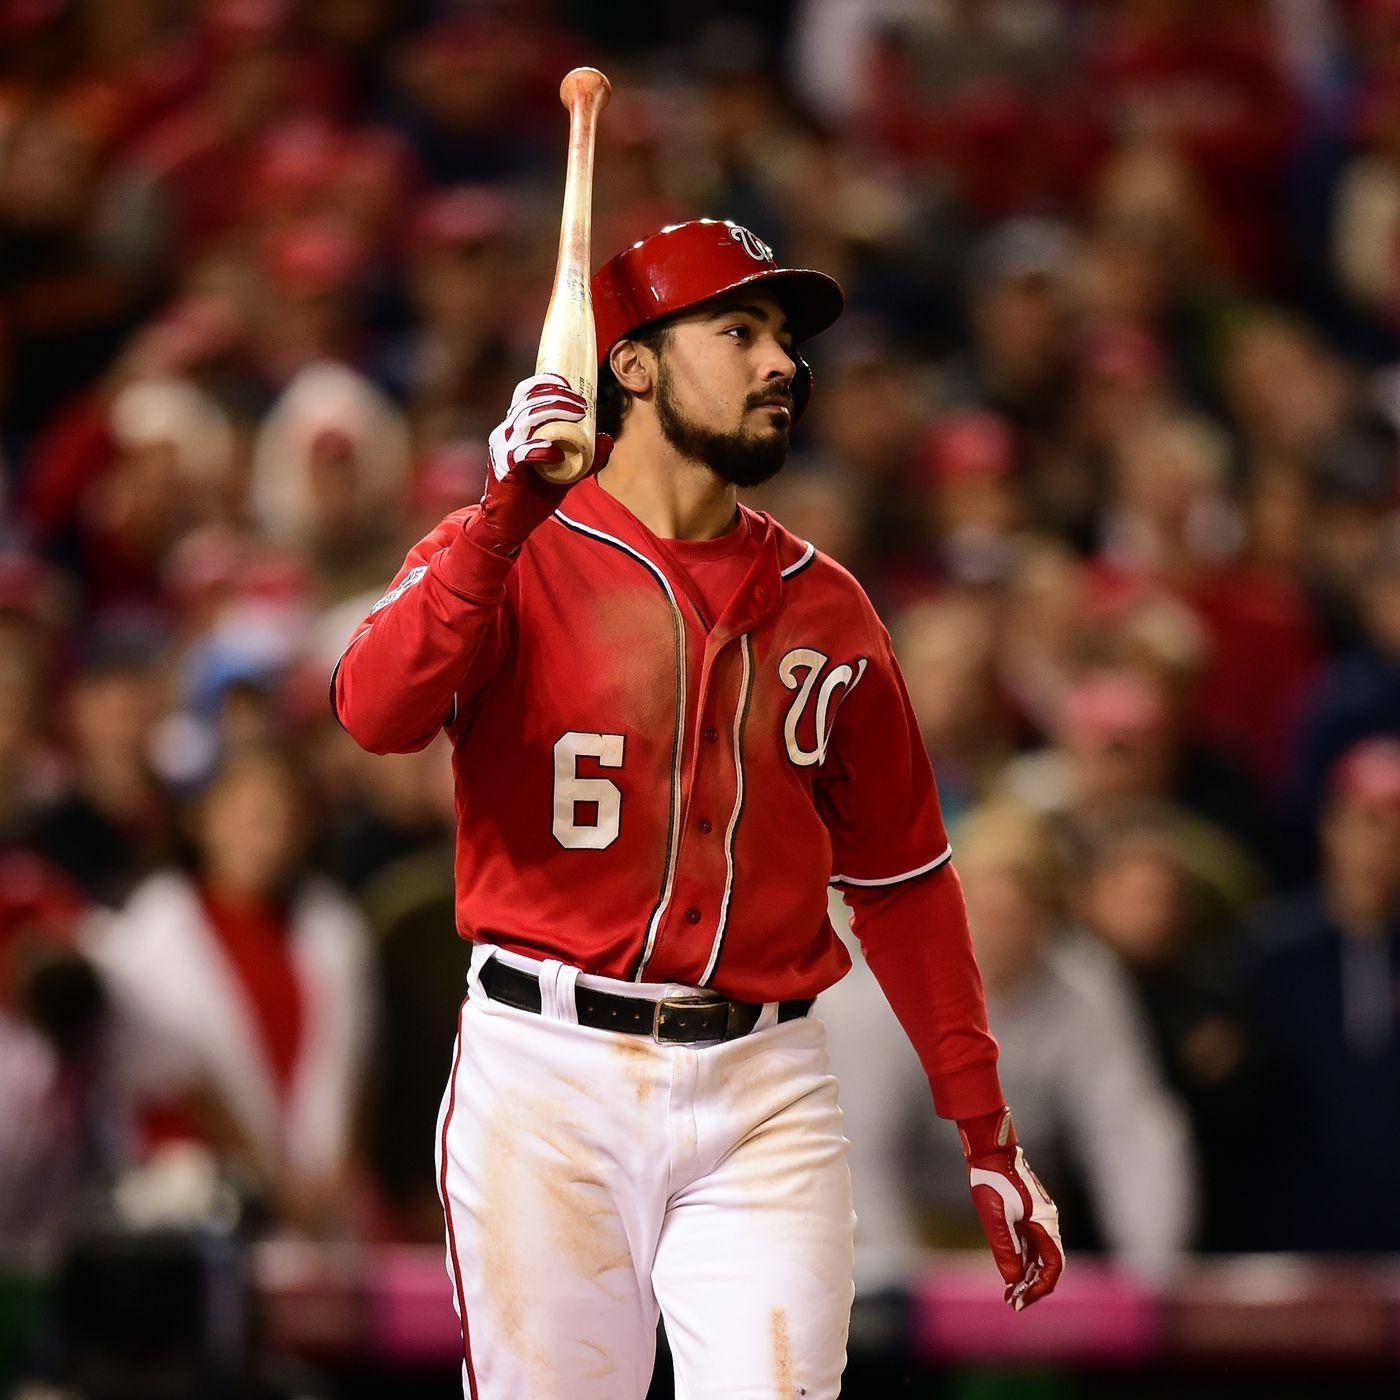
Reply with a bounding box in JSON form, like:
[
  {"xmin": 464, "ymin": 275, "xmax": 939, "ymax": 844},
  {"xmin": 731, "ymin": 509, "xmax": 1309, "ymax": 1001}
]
[{"xmin": 534, "ymin": 419, "xmax": 594, "ymax": 484}]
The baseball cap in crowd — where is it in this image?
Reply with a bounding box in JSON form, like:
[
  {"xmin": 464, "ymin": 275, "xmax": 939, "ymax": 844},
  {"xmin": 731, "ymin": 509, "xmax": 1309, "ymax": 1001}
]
[
  {"xmin": 1328, "ymin": 737, "xmax": 1400, "ymax": 812},
  {"xmin": 410, "ymin": 186, "xmax": 516, "ymax": 255},
  {"xmin": 968, "ymin": 217, "xmax": 1075, "ymax": 294},
  {"xmin": 109, "ymin": 377, "xmax": 237, "ymax": 487},
  {"xmin": 248, "ymin": 362, "xmax": 411, "ymax": 544},
  {"xmin": 243, "ymin": 120, "xmax": 343, "ymax": 215},
  {"xmin": 918, "ymin": 410, "xmax": 1017, "ymax": 485},
  {"xmin": 1060, "ymin": 670, "xmax": 1169, "ymax": 746},
  {"xmin": 411, "ymin": 442, "xmax": 489, "ymax": 517},
  {"xmin": 264, "ymin": 216, "xmax": 366, "ymax": 298}
]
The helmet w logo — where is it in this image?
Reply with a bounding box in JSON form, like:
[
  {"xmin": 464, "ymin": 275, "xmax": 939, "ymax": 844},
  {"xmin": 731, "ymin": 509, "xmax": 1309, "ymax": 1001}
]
[{"xmin": 728, "ymin": 224, "xmax": 774, "ymax": 264}]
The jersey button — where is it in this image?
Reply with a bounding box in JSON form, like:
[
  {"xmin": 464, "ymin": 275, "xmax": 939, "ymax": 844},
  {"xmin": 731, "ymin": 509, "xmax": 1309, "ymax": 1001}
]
[
  {"xmin": 703, "ymin": 726, "xmax": 720, "ymax": 743},
  {"xmin": 685, "ymin": 907, "xmax": 702, "ymax": 924},
  {"xmin": 697, "ymin": 818, "xmax": 713, "ymax": 834}
]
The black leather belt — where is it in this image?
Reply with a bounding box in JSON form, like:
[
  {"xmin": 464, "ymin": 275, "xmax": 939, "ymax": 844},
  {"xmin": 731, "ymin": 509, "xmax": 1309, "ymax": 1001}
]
[{"xmin": 478, "ymin": 959, "xmax": 813, "ymax": 1044}]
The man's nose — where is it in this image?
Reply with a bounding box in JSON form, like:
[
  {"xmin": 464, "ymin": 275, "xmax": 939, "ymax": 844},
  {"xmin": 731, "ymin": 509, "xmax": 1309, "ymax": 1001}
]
[{"xmin": 761, "ymin": 343, "xmax": 797, "ymax": 383}]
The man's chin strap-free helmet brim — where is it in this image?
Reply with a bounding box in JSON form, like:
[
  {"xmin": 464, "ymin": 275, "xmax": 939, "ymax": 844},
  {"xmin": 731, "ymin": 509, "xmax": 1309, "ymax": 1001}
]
[{"xmin": 591, "ymin": 220, "xmax": 845, "ymax": 425}]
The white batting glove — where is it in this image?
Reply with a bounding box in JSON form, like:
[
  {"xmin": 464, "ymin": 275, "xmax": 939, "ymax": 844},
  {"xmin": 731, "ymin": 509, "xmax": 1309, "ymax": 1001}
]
[
  {"xmin": 477, "ymin": 374, "xmax": 611, "ymax": 553},
  {"xmin": 959, "ymin": 1106, "xmax": 1065, "ymax": 1310},
  {"xmin": 487, "ymin": 373, "xmax": 586, "ymax": 482}
]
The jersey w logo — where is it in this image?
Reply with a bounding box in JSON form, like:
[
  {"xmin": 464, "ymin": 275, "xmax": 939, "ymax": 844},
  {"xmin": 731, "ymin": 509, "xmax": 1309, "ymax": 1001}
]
[
  {"xmin": 779, "ymin": 648, "xmax": 868, "ymax": 767},
  {"xmin": 729, "ymin": 224, "xmax": 775, "ymax": 264},
  {"xmin": 371, "ymin": 565, "xmax": 426, "ymax": 614}
]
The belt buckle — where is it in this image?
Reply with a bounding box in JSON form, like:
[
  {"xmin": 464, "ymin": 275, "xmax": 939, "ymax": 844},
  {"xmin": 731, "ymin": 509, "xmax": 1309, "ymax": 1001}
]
[{"xmin": 651, "ymin": 995, "xmax": 718, "ymax": 1042}]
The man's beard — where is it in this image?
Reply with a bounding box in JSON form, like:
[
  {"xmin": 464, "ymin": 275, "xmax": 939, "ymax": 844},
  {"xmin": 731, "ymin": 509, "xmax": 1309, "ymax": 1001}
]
[{"xmin": 654, "ymin": 363, "xmax": 791, "ymax": 487}]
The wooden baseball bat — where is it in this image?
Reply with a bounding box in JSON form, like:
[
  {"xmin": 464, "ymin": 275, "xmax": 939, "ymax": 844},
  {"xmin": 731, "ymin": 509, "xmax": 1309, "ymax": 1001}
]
[{"xmin": 534, "ymin": 67, "xmax": 611, "ymax": 484}]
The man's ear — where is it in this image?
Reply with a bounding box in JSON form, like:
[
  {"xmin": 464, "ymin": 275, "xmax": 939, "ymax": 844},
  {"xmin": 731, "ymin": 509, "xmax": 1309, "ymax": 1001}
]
[{"xmin": 610, "ymin": 338, "xmax": 654, "ymax": 397}]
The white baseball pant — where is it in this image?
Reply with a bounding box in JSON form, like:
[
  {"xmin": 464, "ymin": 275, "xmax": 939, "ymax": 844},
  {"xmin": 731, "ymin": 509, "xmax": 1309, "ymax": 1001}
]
[{"xmin": 435, "ymin": 943, "xmax": 856, "ymax": 1399}]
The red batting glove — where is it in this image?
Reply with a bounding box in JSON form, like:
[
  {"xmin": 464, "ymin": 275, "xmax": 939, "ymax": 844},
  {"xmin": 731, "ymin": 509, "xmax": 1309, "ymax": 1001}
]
[
  {"xmin": 958, "ymin": 1106, "xmax": 1064, "ymax": 1311},
  {"xmin": 473, "ymin": 372, "xmax": 613, "ymax": 556}
]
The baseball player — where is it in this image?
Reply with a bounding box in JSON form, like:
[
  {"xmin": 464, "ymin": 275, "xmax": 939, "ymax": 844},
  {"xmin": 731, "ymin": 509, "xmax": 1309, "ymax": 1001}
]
[{"xmin": 334, "ymin": 219, "xmax": 1063, "ymax": 1399}]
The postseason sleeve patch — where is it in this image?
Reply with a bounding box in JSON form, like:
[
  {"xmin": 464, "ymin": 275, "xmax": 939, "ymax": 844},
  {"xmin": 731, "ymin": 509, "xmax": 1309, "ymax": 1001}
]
[{"xmin": 370, "ymin": 565, "xmax": 427, "ymax": 614}]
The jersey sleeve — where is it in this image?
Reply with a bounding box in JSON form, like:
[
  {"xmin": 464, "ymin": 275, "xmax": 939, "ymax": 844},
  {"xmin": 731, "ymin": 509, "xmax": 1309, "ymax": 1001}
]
[
  {"xmin": 841, "ymin": 864, "xmax": 1004, "ymax": 1120},
  {"xmin": 331, "ymin": 508, "xmax": 514, "ymax": 754},
  {"xmin": 815, "ymin": 617, "xmax": 1001, "ymax": 1119},
  {"xmin": 815, "ymin": 621, "xmax": 951, "ymax": 888}
]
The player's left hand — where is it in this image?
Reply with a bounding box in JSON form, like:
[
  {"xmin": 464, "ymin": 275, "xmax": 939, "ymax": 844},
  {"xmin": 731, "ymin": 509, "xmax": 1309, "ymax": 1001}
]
[{"xmin": 958, "ymin": 1106, "xmax": 1064, "ymax": 1310}]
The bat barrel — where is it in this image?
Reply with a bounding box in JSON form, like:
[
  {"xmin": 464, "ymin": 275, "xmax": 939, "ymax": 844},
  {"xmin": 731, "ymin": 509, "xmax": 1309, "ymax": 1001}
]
[{"xmin": 533, "ymin": 68, "xmax": 611, "ymax": 485}]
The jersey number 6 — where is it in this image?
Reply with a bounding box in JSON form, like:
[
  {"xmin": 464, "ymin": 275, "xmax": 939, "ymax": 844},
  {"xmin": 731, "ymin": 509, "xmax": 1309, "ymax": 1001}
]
[{"xmin": 553, "ymin": 731, "xmax": 625, "ymax": 849}]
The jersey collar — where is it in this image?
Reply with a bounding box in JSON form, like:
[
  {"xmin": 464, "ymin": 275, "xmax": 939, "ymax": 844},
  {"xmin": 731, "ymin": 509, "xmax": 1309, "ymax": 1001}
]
[{"xmin": 557, "ymin": 477, "xmax": 786, "ymax": 637}]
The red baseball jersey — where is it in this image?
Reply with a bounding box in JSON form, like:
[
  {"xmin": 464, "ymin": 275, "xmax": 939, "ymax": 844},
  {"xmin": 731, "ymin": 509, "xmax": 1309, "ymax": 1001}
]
[{"xmin": 335, "ymin": 476, "xmax": 1003, "ymax": 1116}]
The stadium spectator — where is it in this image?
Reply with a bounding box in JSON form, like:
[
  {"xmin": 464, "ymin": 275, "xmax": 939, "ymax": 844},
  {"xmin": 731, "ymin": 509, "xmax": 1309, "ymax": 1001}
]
[
  {"xmin": 0, "ymin": 0, "xmax": 1397, "ymax": 1277},
  {"xmin": 76, "ymin": 375, "xmax": 238, "ymax": 627},
  {"xmin": 1302, "ymin": 415, "xmax": 1400, "ymax": 646},
  {"xmin": 29, "ymin": 639, "xmax": 174, "ymax": 908},
  {"xmin": 0, "ymin": 102, "xmax": 150, "ymax": 456},
  {"xmin": 353, "ymin": 737, "xmax": 462, "ymax": 1242},
  {"xmin": 86, "ymin": 750, "xmax": 373, "ymax": 1237},
  {"xmin": 943, "ymin": 217, "xmax": 1078, "ymax": 449},
  {"xmin": 1222, "ymin": 310, "xmax": 1351, "ymax": 491},
  {"xmin": 0, "ymin": 610, "xmax": 61, "ymax": 845},
  {"xmin": 999, "ymin": 668, "xmax": 1266, "ymax": 916},
  {"xmin": 1091, "ymin": 402, "xmax": 1325, "ymax": 793},
  {"xmin": 1295, "ymin": 515, "xmax": 1400, "ymax": 820},
  {"xmin": 805, "ymin": 325, "xmax": 932, "ymax": 602},
  {"xmin": 0, "ymin": 852, "xmax": 109, "ymax": 1264},
  {"xmin": 327, "ymin": 733, "xmax": 457, "ymax": 896},
  {"xmin": 821, "ymin": 800, "xmax": 1197, "ymax": 1284},
  {"xmin": 1082, "ymin": 0, "xmax": 1300, "ymax": 288},
  {"xmin": 1075, "ymin": 812, "xmax": 1261, "ymax": 1250},
  {"xmin": 918, "ymin": 409, "xmax": 1025, "ymax": 586},
  {"xmin": 383, "ymin": 185, "xmax": 520, "ymax": 443},
  {"xmin": 890, "ymin": 593, "xmax": 1015, "ymax": 828},
  {"xmin": 247, "ymin": 360, "xmax": 410, "ymax": 599},
  {"xmin": 1238, "ymin": 737, "xmax": 1400, "ymax": 1251},
  {"xmin": 995, "ymin": 537, "xmax": 1095, "ymax": 737}
]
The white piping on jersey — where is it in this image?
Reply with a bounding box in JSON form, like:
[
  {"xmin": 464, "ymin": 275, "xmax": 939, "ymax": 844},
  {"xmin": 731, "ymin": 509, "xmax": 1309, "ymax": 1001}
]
[
  {"xmin": 781, "ymin": 540, "xmax": 817, "ymax": 579},
  {"xmin": 553, "ymin": 511, "xmax": 686, "ymax": 981},
  {"xmin": 335, "ymin": 627, "xmax": 371, "ymax": 666},
  {"xmin": 829, "ymin": 842, "xmax": 953, "ymax": 888},
  {"xmin": 700, "ymin": 632, "xmax": 753, "ymax": 986}
]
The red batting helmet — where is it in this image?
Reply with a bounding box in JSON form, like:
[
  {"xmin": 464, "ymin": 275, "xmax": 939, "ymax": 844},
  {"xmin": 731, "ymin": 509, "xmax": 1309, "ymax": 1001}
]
[{"xmin": 592, "ymin": 219, "xmax": 844, "ymax": 423}]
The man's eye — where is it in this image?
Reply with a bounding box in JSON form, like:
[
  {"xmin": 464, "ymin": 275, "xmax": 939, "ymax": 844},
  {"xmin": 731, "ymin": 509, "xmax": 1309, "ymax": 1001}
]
[{"xmin": 725, "ymin": 325, "xmax": 750, "ymax": 341}]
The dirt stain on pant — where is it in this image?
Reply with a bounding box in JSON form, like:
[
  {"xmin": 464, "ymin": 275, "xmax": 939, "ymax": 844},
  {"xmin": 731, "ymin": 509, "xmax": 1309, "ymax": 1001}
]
[
  {"xmin": 771, "ymin": 1305, "xmax": 796, "ymax": 1398},
  {"xmin": 611, "ymin": 1037, "xmax": 655, "ymax": 1107},
  {"xmin": 476, "ymin": 1095, "xmax": 633, "ymax": 1396}
]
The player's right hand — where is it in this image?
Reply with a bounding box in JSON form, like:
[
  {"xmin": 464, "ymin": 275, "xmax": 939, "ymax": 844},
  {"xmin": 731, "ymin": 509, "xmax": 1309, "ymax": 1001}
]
[
  {"xmin": 477, "ymin": 373, "xmax": 613, "ymax": 554},
  {"xmin": 958, "ymin": 1106, "xmax": 1064, "ymax": 1311}
]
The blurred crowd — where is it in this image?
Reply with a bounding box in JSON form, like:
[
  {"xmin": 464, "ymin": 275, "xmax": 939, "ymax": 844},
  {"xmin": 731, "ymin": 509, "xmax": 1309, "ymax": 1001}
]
[{"xmin": 0, "ymin": 0, "xmax": 1398, "ymax": 1285}]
